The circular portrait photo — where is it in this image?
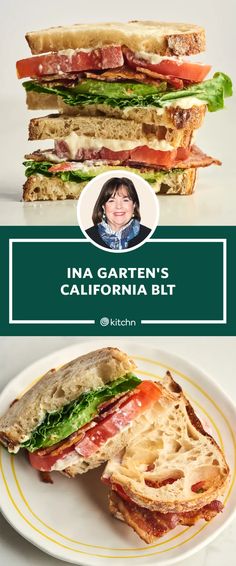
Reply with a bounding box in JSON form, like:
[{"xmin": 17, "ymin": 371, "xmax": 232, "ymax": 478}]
[{"xmin": 77, "ymin": 171, "xmax": 159, "ymax": 253}]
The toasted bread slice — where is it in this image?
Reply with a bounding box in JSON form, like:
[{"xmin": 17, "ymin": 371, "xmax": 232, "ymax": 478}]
[
  {"xmin": 26, "ymin": 91, "xmax": 207, "ymax": 131},
  {"xmin": 55, "ymin": 380, "xmax": 173, "ymax": 476},
  {"xmin": 26, "ymin": 21, "xmax": 205, "ymax": 56},
  {"xmin": 28, "ymin": 114, "xmax": 194, "ymax": 148},
  {"xmin": 62, "ymin": 401, "xmax": 165, "ymax": 477},
  {"xmin": 23, "ymin": 168, "xmax": 197, "ymax": 201},
  {"xmin": 58, "ymin": 99, "xmax": 207, "ymax": 131},
  {"xmin": 0, "ymin": 348, "xmax": 135, "ymax": 452},
  {"xmin": 103, "ymin": 372, "xmax": 229, "ymax": 515}
]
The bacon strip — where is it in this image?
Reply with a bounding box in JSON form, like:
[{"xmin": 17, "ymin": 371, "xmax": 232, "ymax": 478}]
[
  {"xmin": 25, "ymin": 145, "xmax": 221, "ymax": 172},
  {"xmin": 172, "ymin": 145, "xmax": 222, "ymax": 169},
  {"xmin": 84, "ymin": 67, "xmax": 163, "ymax": 86},
  {"xmin": 28, "ymin": 391, "xmax": 131, "ymax": 462},
  {"xmin": 39, "ymin": 471, "xmax": 53, "ymax": 484},
  {"xmin": 145, "ymin": 477, "xmax": 178, "ymax": 488},
  {"xmin": 136, "ymin": 66, "xmax": 184, "ymax": 89},
  {"xmin": 110, "ymin": 491, "xmax": 223, "ymax": 543}
]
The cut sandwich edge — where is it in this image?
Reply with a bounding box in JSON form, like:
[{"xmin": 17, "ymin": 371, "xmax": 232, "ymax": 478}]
[{"xmin": 103, "ymin": 371, "xmax": 230, "ymax": 515}]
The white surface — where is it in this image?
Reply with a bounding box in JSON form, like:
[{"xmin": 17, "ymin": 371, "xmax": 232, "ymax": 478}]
[
  {"xmin": 0, "ymin": 336, "xmax": 236, "ymax": 566},
  {"xmin": 0, "ymin": 0, "xmax": 235, "ymax": 225}
]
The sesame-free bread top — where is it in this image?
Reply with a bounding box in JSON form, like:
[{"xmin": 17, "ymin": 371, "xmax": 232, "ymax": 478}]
[
  {"xmin": 103, "ymin": 372, "xmax": 229, "ymax": 514},
  {"xmin": 0, "ymin": 347, "xmax": 136, "ymax": 452},
  {"xmin": 26, "ymin": 21, "xmax": 205, "ymax": 56}
]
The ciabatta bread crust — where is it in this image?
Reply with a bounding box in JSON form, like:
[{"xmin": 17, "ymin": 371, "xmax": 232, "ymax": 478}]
[
  {"xmin": 104, "ymin": 372, "xmax": 229, "ymax": 514},
  {"xmin": 26, "ymin": 21, "xmax": 205, "ymax": 56},
  {"xmin": 0, "ymin": 348, "xmax": 135, "ymax": 452},
  {"xmin": 22, "ymin": 168, "xmax": 197, "ymax": 202}
]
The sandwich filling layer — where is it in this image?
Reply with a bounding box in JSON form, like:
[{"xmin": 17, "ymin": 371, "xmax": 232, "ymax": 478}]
[
  {"xmin": 23, "ymin": 72, "xmax": 232, "ymax": 113},
  {"xmin": 23, "ymin": 145, "xmax": 221, "ymax": 183},
  {"xmin": 23, "ymin": 373, "xmax": 140, "ymax": 453},
  {"xmin": 27, "ymin": 380, "xmax": 161, "ymax": 472}
]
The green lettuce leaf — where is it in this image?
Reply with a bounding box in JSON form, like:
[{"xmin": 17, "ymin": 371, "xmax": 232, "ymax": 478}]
[
  {"xmin": 23, "ymin": 72, "xmax": 232, "ymax": 112},
  {"xmin": 23, "ymin": 160, "xmax": 183, "ymax": 185},
  {"xmin": 159, "ymin": 72, "xmax": 233, "ymax": 112},
  {"xmin": 22, "ymin": 373, "xmax": 141, "ymax": 452}
]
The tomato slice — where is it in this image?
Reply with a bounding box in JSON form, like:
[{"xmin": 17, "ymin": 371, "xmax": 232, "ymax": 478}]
[
  {"xmin": 129, "ymin": 146, "xmax": 189, "ymax": 167},
  {"xmin": 28, "ymin": 381, "xmax": 161, "ymax": 471},
  {"xmin": 49, "ymin": 146, "xmax": 190, "ymax": 171},
  {"xmin": 99, "ymin": 148, "xmax": 130, "ymax": 162},
  {"xmin": 16, "ymin": 46, "xmax": 123, "ymax": 78},
  {"xmin": 74, "ymin": 381, "xmax": 161, "ymax": 458},
  {"xmin": 123, "ymin": 47, "xmax": 211, "ymax": 83},
  {"xmin": 28, "ymin": 443, "xmax": 74, "ymax": 472}
]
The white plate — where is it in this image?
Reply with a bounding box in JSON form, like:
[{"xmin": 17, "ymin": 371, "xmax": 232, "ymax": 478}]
[{"xmin": 0, "ymin": 340, "xmax": 236, "ymax": 566}]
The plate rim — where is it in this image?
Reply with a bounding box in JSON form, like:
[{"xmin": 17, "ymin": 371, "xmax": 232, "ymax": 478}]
[{"xmin": 0, "ymin": 339, "xmax": 236, "ymax": 566}]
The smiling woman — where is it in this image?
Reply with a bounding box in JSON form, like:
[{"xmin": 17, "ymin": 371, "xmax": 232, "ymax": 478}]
[{"xmin": 86, "ymin": 177, "xmax": 151, "ymax": 251}]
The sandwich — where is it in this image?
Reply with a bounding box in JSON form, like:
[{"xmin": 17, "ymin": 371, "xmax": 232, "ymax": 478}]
[
  {"xmin": 0, "ymin": 347, "xmax": 161, "ymax": 477},
  {"xmin": 16, "ymin": 21, "xmax": 232, "ymax": 201},
  {"xmin": 102, "ymin": 372, "xmax": 230, "ymax": 543}
]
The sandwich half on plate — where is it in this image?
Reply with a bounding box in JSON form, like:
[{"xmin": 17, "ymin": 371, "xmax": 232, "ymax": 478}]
[
  {"xmin": 0, "ymin": 347, "xmax": 161, "ymax": 476},
  {"xmin": 102, "ymin": 371, "xmax": 230, "ymax": 542},
  {"xmin": 16, "ymin": 21, "xmax": 232, "ymax": 200}
]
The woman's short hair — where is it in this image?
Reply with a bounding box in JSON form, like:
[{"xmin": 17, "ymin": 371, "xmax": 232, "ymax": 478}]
[{"xmin": 92, "ymin": 177, "xmax": 141, "ymax": 225}]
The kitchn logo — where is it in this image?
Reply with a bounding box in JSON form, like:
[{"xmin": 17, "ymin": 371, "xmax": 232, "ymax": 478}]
[{"xmin": 100, "ymin": 317, "xmax": 136, "ymax": 327}]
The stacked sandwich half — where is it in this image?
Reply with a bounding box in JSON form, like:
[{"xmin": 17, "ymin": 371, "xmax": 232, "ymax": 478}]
[
  {"xmin": 0, "ymin": 349, "xmax": 230, "ymax": 542},
  {"xmin": 17, "ymin": 21, "xmax": 232, "ymax": 201}
]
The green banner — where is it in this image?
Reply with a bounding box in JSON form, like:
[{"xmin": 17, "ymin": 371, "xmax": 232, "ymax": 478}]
[{"xmin": 0, "ymin": 226, "xmax": 235, "ymax": 335}]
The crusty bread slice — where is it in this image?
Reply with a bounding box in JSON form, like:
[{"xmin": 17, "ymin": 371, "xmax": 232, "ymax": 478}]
[
  {"xmin": 62, "ymin": 395, "xmax": 171, "ymax": 477},
  {"xmin": 26, "ymin": 91, "xmax": 207, "ymax": 131},
  {"xmin": 23, "ymin": 175, "xmax": 86, "ymax": 201},
  {"xmin": 104, "ymin": 372, "xmax": 229, "ymax": 515},
  {"xmin": 26, "ymin": 21, "xmax": 205, "ymax": 56},
  {"xmin": 28, "ymin": 114, "xmax": 194, "ymax": 148},
  {"xmin": 58, "ymin": 100, "xmax": 207, "ymax": 131},
  {"xmin": 0, "ymin": 348, "xmax": 135, "ymax": 452},
  {"xmin": 23, "ymin": 168, "xmax": 197, "ymax": 201}
]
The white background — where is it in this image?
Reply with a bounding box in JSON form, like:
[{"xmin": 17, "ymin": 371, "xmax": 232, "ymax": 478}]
[
  {"xmin": 0, "ymin": 336, "xmax": 236, "ymax": 565},
  {"xmin": 0, "ymin": 0, "xmax": 235, "ymax": 225}
]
